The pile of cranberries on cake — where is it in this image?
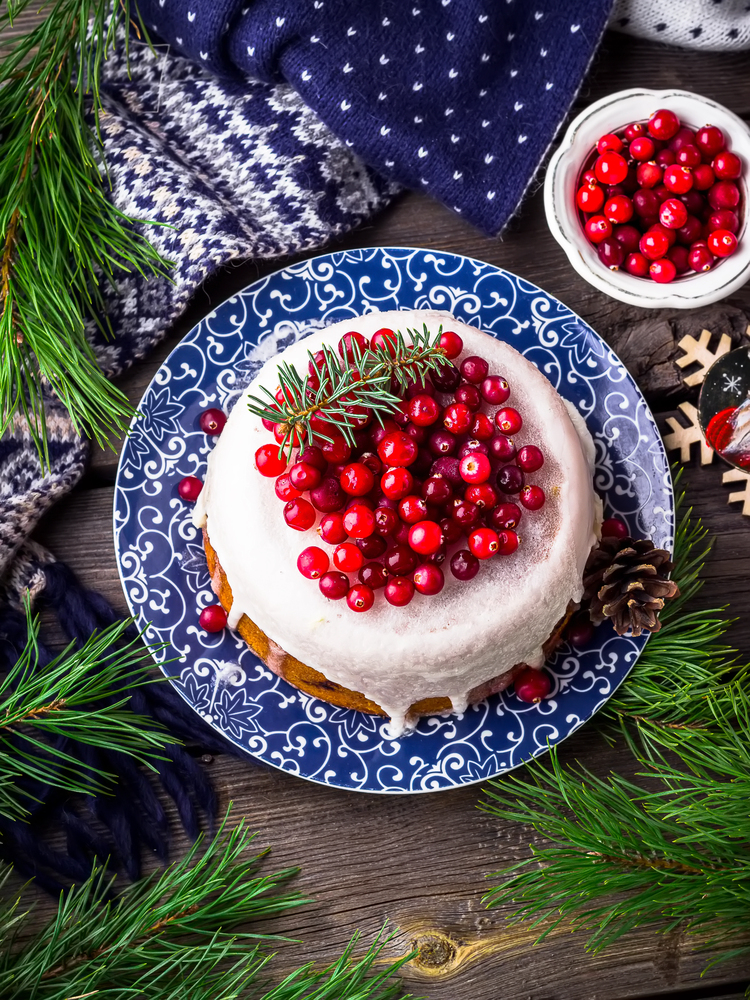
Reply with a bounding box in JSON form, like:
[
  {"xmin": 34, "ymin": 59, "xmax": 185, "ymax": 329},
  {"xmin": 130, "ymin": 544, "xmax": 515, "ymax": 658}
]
[
  {"xmin": 577, "ymin": 108, "xmax": 744, "ymax": 283},
  {"xmin": 252, "ymin": 328, "xmax": 547, "ymax": 615}
]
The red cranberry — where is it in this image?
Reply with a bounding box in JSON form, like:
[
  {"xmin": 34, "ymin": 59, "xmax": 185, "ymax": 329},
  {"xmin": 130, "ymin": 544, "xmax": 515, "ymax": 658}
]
[
  {"xmin": 496, "ymin": 529, "xmax": 519, "ymax": 555},
  {"xmin": 468, "ymin": 527, "xmax": 500, "ymax": 560},
  {"xmin": 629, "ymin": 136, "xmax": 655, "ymax": 161},
  {"xmin": 667, "ymin": 244, "xmax": 690, "ymax": 275},
  {"xmin": 676, "ymin": 143, "xmax": 701, "ymax": 168},
  {"xmin": 337, "ymin": 330, "xmax": 368, "ymax": 362},
  {"xmin": 359, "ymin": 561, "xmax": 387, "ymax": 589},
  {"xmin": 656, "ymin": 149, "xmax": 676, "ymax": 168},
  {"xmin": 408, "ymin": 519, "xmax": 444, "ymax": 555},
  {"xmin": 408, "ymin": 394, "xmax": 441, "ymax": 427},
  {"xmin": 336, "ymin": 463, "xmax": 371, "ymax": 497},
  {"xmin": 178, "ymin": 476, "xmax": 202, "ymax": 501},
  {"xmin": 585, "ymin": 215, "xmax": 612, "ymax": 244},
  {"xmin": 321, "ymin": 435, "xmax": 351, "ymax": 464},
  {"xmin": 199, "ymin": 605, "xmax": 227, "ymax": 633},
  {"xmin": 514, "ymin": 667, "xmax": 552, "ymax": 703},
  {"xmin": 371, "ymin": 327, "xmax": 398, "ymax": 355},
  {"xmin": 404, "ymin": 423, "xmax": 427, "ymax": 447},
  {"xmin": 659, "ymin": 198, "xmax": 688, "ymax": 230},
  {"xmin": 633, "ymin": 188, "xmax": 660, "ymax": 216},
  {"xmin": 598, "ymin": 237, "xmax": 624, "ymax": 270},
  {"xmin": 516, "ymin": 445, "xmax": 544, "ymax": 473},
  {"xmin": 451, "ymin": 499, "xmax": 481, "ymax": 529},
  {"xmin": 412, "ymin": 447, "xmax": 435, "ymax": 479},
  {"xmin": 676, "ymin": 215, "xmax": 703, "ymax": 246},
  {"xmin": 663, "ymin": 165, "xmax": 694, "ymax": 195},
  {"xmin": 422, "ymin": 476, "xmax": 453, "ymax": 505},
  {"xmin": 489, "ymin": 434, "xmax": 517, "ymax": 462},
  {"xmin": 333, "ymin": 542, "xmax": 364, "ymax": 573},
  {"xmin": 450, "ymin": 549, "xmax": 479, "ymax": 581},
  {"xmin": 688, "ymin": 241, "xmax": 714, "ymax": 272},
  {"xmin": 601, "ymin": 516, "xmax": 628, "ymax": 539},
  {"xmin": 255, "ymin": 444, "xmax": 287, "ymax": 478},
  {"xmin": 310, "ymin": 477, "xmax": 345, "ymax": 512},
  {"xmin": 319, "ymin": 571, "xmax": 349, "ymax": 600},
  {"xmin": 691, "ymin": 163, "xmax": 715, "ymax": 191},
  {"xmin": 465, "ymin": 483, "xmax": 498, "ymax": 509},
  {"xmin": 278, "ymin": 473, "xmax": 305, "ymax": 502},
  {"xmin": 489, "ymin": 502, "xmax": 522, "ymax": 530},
  {"xmin": 576, "ymin": 183, "xmax": 604, "ymax": 213},
  {"xmin": 378, "ymin": 431, "xmax": 417, "ymax": 467},
  {"xmin": 595, "ymin": 151, "xmax": 628, "ymax": 185},
  {"xmin": 318, "ymin": 511, "xmax": 347, "ymax": 544},
  {"xmin": 440, "ymin": 516, "xmax": 463, "ymax": 544},
  {"xmin": 370, "ymin": 418, "xmax": 399, "ymax": 448},
  {"xmin": 597, "ymin": 133, "xmax": 623, "ymax": 154},
  {"xmin": 625, "ymin": 252, "xmax": 649, "ymax": 277},
  {"xmin": 385, "ymin": 544, "xmax": 417, "ymax": 576},
  {"xmin": 696, "ymin": 125, "xmax": 725, "ymax": 159},
  {"xmin": 413, "ymin": 563, "xmax": 444, "ymax": 596},
  {"xmin": 496, "ymin": 464, "xmax": 524, "ymax": 495},
  {"xmin": 713, "ymin": 150, "xmax": 741, "ymax": 181},
  {"xmin": 284, "ymin": 497, "xmax": 316, "ymax": 531},
  {"xmin": 567, "ymin": 614, "xmax": 595, "ymax": 647},
  {"xmin": 680, "ymin": 190, "xmax": 705, "ymax": 217},
  {"xmin": 649, "ymin": 222, "xmax": 676, "ymax": 247},
  {"xmin": 289, "ymin": 461, "xmax": 322, "ymax": 491},
  {"xmin": 460, "ymin": 356, "xmax": 490, "ymax": 385},
  {"xmin": 624, "ymin": 122, "xmax": 646, "ymax": 142},
  {"xmin": 391, "ymin": 400, "xmax": 410, "ymax": 428},
  {"xmin": 707, "ymin": 229, "xmax": 738, "ymax": 257},
  {"xmin": 343, "ymin": 504, "xmax": 375, "ymax": 538},
  {"xmin": 648, "ymin": 109, "xmax": 679, "ymax": 141},
  {"xmin": 298, "ymin": 445, "xmax": 327, "ymax": 472},
  {"xmin": 455, "ymin": 383, "xmax": 482, "ymax": 411},
  {"xmin": 405, "ymin": 376, "xmax": 435, "ymax": 400},
  {"xmin": 443, "ymin": 402, "xmax": 473, "ymax": 434},
  {"xmin": 639, "ymin": 229, "xmax": 670, "ymax": 261},
  {"xmin": 431, "ymin": 456, "xmax": 463, "ymax": 485},
  {"xmin": 635, "ymin": 162, "xmax": 662, "ymax": 190},
  {"xmin": 199, "ymin": 408, "xmax": 226, "ymax": 435},
  {"xmin": 384, "ymin": 576, "xmax": 415, "ymax": 607},
  {"xmin": 428, "ymin": 429, "xmax": 458, "ymax": 456},
  {"xmin": 430, "ymin": 359, "xmax": 461, "ymax": 392},
  {"xmin": 614, "ymin": 224, "xmax": 641, "ymax": 253},
  {"xmin": 604, "ymin": 194, "xmax": 633, "ymax": 224},
  {"xmin": 297, "ymin": 546, "xmax": 329, "ymax": 580},
  {"xmin": 494, "ymin": 407, "xmax": 522, "ymax": 436},
  {"xmin": 519, "ymin": 484, "xmax": 545, "ymax": 510},
  {"xmin": 347, "ymin": 583, "xmax": 374, "ymax": 613},
  {"xmin": 708, "ymin": 209, "xmax": 739, "ymax": 234},
  {"xmin": 458, "ymin": 452, "xmax": 491, "ymax": 484},
  {"xmin": 439, "ymin": 330, "xmax": 463, "ymax": 359},
  {"xmin": 708, "ymin": 180, "xmax": 740, "ymax": 210},
  {"xmin": 471, "ymin": 412, "xmax": 495, "ymax": 440},
  {"xmin": 649, "ymin": 258, "xmax": 677, "ymax": 283},
  {"xmin": 374, "ymin": 505, "xmax": 399, "ymax": 536},
  {"xmin": 398, "ymin": 495, "xmax": 428, "ymax": 524},
  {"xmin": 669, "ymin": 126, "xmax": 696, "ymax": 152}
]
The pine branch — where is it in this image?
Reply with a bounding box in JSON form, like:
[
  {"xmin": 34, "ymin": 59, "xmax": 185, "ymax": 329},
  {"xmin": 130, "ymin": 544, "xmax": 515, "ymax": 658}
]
[
  {"xmin": 246, "ymin": 325, "xmax": 448, "ymax": 458},
  {"xmin": 480, "ymin": 487, "xmax": 750, "ymax": 976},
  {"xmin": 0, "ymin": 599, "xmax": 176, "ymax": 821},
  {"xmin": 0, "ymin": 814, "xmax": 413, "ymax": 1000},
  {"xmin": 0, "ymin": 0, "xmax": 171, "ymax": 465}
]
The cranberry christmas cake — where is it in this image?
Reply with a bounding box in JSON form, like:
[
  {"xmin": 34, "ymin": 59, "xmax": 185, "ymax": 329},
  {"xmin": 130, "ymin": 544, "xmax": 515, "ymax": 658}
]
[{"xmin": 193, "ymin": 310, "xmax": 601, "ymax": 735}]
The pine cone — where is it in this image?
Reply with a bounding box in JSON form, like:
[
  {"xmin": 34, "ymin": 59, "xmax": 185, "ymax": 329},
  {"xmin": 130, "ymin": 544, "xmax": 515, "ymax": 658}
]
[{"xmin": 582, "ymin": 536, "xmax": 679, "ymax": 637}]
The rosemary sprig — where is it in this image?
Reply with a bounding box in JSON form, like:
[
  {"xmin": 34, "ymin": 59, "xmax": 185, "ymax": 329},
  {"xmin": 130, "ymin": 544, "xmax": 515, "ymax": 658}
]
[
  {"xmin": 246, "ymin": 325, "xmax": 448, "ymax": 458},
  {"xmin": 0, "ymin": 0, "xmax": 171, "ymax": 466}
]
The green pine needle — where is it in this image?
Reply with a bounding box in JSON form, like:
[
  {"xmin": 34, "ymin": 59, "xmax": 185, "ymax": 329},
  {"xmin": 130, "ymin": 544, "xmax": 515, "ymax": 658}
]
[
  {"xmin": 0, "ymin": 812, "xmax": 413, "ymax": 1000},
  {"xmin": 480, "ymin": 484, "xmax": 750, "ymax": 979},
  {"xmin": 0, "ymin": 0, "xmax": 172, "ymax": 466},
  {"xmin": 246, "ymin": 325, "xmax": 448, "ymax": 459},
  {"xmin": 0, "ymin": 598, "xmax": 176, "ymax": 821}
]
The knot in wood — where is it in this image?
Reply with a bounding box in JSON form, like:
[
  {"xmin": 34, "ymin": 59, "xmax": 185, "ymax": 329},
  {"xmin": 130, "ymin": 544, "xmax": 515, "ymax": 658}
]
[{"xmin": 411, "ymin": 931, "xmax": 457, "ymax": 971}]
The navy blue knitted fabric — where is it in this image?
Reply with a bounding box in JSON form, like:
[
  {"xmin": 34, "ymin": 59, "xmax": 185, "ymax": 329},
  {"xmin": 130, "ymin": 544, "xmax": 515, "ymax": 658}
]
[{"xmin": 136, "ymin": 0, "xmax": 614, "ymax": 234}]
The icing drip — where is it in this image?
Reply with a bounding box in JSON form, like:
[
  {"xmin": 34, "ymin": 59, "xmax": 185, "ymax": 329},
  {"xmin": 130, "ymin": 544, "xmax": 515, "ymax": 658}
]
[{"xmin": 197, "ymin": 310, "xmax": 600, "ymax": 736}]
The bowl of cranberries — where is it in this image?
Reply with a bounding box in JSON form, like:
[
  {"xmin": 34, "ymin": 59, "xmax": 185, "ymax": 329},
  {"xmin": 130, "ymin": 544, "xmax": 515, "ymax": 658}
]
[{"xmin": 544, "ymin": 89, "xmax": 750, "ymax": 308}]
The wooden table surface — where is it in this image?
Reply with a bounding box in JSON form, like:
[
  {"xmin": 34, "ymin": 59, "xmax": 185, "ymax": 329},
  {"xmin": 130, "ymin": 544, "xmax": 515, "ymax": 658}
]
[{"xmin": 14, "ymin": 16, "xmax": 750, "ymax": 1000}]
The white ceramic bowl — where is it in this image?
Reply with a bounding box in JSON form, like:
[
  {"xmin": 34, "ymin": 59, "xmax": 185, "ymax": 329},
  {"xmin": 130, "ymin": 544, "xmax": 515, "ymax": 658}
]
[{"xmin": 544, "ymin": 88, "xmax": 750, "ymax": 309}]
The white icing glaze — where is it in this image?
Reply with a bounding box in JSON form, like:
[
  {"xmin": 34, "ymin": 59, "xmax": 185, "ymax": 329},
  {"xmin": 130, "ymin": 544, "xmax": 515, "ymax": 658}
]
[{"xmin": 194, "ymin": 310, "xmax": 600, "ymax": 735}]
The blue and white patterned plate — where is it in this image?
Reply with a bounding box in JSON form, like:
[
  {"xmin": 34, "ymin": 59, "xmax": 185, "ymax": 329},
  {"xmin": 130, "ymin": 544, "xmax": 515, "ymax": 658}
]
[{"xmin": 114, "ymin": 247, "xmax": 674, "ymax": 794}]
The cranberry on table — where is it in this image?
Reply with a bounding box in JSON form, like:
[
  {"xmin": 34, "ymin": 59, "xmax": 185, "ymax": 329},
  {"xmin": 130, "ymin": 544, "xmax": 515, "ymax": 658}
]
[
  {"xmin": 321, "ymin": 435, "xmax": 351, "ymax": 464},
  {"xmin": 460, "ymin": 355, "xmax": 490, "ymax": 385},
  {"xmin": 413, "ymin": 563, "xmax": 444, "ymax": 596},
  {"xmin": 516, "ymin": 445, "xmax": 544, "ymax": 473},
  {"xmin": 338, "ymin": 462, "xmax": 374, "ymax": 497},
  {"xmin": 455, "ymin": 383, "xmax": 482, "ymax": 411},
  {"xmin": 494, "ymin": 407, "xmax": 522, "ymax": 435},
  {"xmin": 199, "ymin": 605, "xmax": 227, "ymax": 633},
  {"xmin": 428, "ymin": 429, "xmax": 458, "ymax": 456},
  {"xmin": 347, "ymin": 583, "xmax": 374, "ymax": 613},
  {"xmin": 289, "ymin": 461, "xmax": 322, "ymax": 492},
  {"xmin": 669, "ymin": 126, "xmax": 696, "ymax": 152},
  {"xmin": 597, "ymin": 132, "xmax": 623, "ymax": 153},
  {"xmin": 576, "ymin": 183, "xmax": 604, "ymax": 213},
  {"xmin": 398, "ymin": 494, "xmax": 428, "ymax": 524},
  {"xmin": 655, "ymin": 149, "xmax": 675, "ymax": 168},
  {"xmin": 496, "ymin": 464, "xmax": 524, "ymax": 495},
  {"xmin": 676, "ymin": 214, "xmax": 703, "ymax": 246},
  {"xmin": 430, "ymin": 359, "xmax": 462, "ymax": 392},
  {"xmin": 459, "ymin": 452, "xmax": 491, "ymax": 485},
  {"xmin": 357, "ymin": 533, "xmax": 388, "ymax": 559},
  {"xmin": 408, "ymin": 394, "xmax": 441, "ymax": 427},
  {"xmin": 629, "ymin": 136, "xmax": 655, "ymax": 161},
  {"xmin": 381, "ymin": 466, "xmax": 414, "ymax": 500},
  {"xmin": 275, "ymin": 474, "xmax": 302, "ymax": 502},
  {"xmin": 708, "ymin": 209, "xmax": 739, "ymax": 234},
  {"xmin": 489, "ymin": 502, "xmax": 522, "ymax": 530},
  {"xmin": 567, "ymin": 614, "xmax": 595, "ymax": 648},
  {"xmin": 708, "ymin": 180, "xmax": 740, "ymax": 210},
  {"xmin": 514, "ymin": 666, "xmax": 552, "ymax": 704},
  {"xmin": 255, "ymin": 444, "xmax": 287, "ymax": 477},
  {"xmin": 310, "ymin": 476, "xmax": 345, "ymax": 513},
  {"xmin": 519, "ymin": 484, "xmax": 545, "ymax": 510},
  {"xmin": 635, "ymin": 162, "xmax": 662, "ymax": 190},
  {"xmin": 284, "ymin": 498, "xmax": 316, "ymax": 531},
  {"xmin": 676, "ymin": 143, "xmax": 701, "ymax": 168},
  {"xmin": 343, "ymin": 503, "xmax": 375, "ymax": 538},
  {"xmin": 450, "ymin": 549, "xmax": 480, "ymax": 581},
  {"xmin": 624, "ymin": 122, "xmax": 646, "ymax": 142},
  {"xmin": 370, "ymin": 418, "xmax": 399, "ymax": 448},
  {"xmin": 359, "ymin": 561, "xmax": 387, "ymax": 589},
  {"xmin": 691, "ymin": 163, "xmax": 715, "ymax": 190},
  {"xmin": 178, "ymin": 475, "xmax": 202, "ymax": 501},
  {"xmin": 489, "ymin": 433, "xmax": 517, "ymax": 461},
  {"xmin": 408, "ymin": 519, "xmax": 444, "ymax": 555},
  {"xmin": 639, "ymin": 229, "xmax": 670, "ymax": 261},
  {"xmin": 377, "ymin": 430, "xmax": 417, "ymax": 467},
  {"xmin": 431, "ymin": 455, "xmax": 463, "ymax": 485},
  {"xmin": 374, "ymin": 505, "xmax": 399, "ymax": 536},
  {"xmin": 384, "ymin": 576, "xmax": 415, "ymax": 607},
  {"xmin": 297, "ymin": 546, "xmax": 329, "ymax": 580},
  {"xmin": 471, "ymin": 412, "xmax": 495, "ymax": 440},
  {"xmin": 601, "ymin": 516, "xmax": 628, "ymax": 539},
  {"xmin": 713, "ymin": 150, "xmax": 741, "ymax": 180},
  {"xmin": 199, "ymin": 408, "xmax": 226, "ymax": 435},
  {"xmin": 604, "ymin": 194, "xmax": 633, "ymax": 224},
  {"xmin": 663, "ymin": 164, "xmax": 694, "ymax": 194},
  {"xmin": 451, "ymin": 499, "xmax": 481, "ymax": 529},
  {"xmin": 667, "ymin": 245, "xmax": 690, "ymax": 275},
  {"xmin": 468, "ymin": 527, "xmax": 500, "ymax": 560},
  {"xmin": 443, "ymin": 402, "xmax": 473, "ymax": 434},
  {"xmin": 595, "ymin": 151, "xmax": 628, "ymax": 185},
  {"xmin": 337, "ymin": 330, "xmax": 369, "ymax": 361},
  {"xmin": 496, "ymin": 529, "xmax": 519, "ymax": 555},
  {"xmin": 332, "ymin": 542, "xmax": 363, "ymax": 573},
  {"xmin": 465, "ymin": 482, "xmax": 498, "ymax": 509},
  {"xmin": 319, "ymin": 571, "xmax": 349, "ymax": 600},
  {"xmin": 615, "ymin": 225, "xmax": 645, "ymax": 253},
  {"xmin": 422, "ymin": 475, "xmax": 453, "ymax": 505},
  {"xmin": 371, "ymin": 327, "xmax": 398, "ymax": 354},
  {"xmin": 439, "ymin": 330, "xmax": 463, "ymax": 359},
  {"xmin": 659, "ymin": 198, "xmax": 688, "ymax": 230}
]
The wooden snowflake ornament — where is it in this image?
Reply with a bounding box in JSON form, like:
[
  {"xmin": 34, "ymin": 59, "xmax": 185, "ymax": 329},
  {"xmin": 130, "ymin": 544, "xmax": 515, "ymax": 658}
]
[
  {"xmin": 675, "ymin": 329, "xmax": 732, "ymax": 387},
  {"xmin": 663, "ymin": 402, "xmax": 715, "ymax": 466},
  {"xmin": 723, "ymin": 469, "xmax": 750, "ymax": 516}
]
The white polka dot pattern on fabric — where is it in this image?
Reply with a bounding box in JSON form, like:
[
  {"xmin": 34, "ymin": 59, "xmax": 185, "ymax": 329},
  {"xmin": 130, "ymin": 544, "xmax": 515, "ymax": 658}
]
[{"xmin": 610, "ymin": 0, "xmax": 750, "ymax": 49}]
